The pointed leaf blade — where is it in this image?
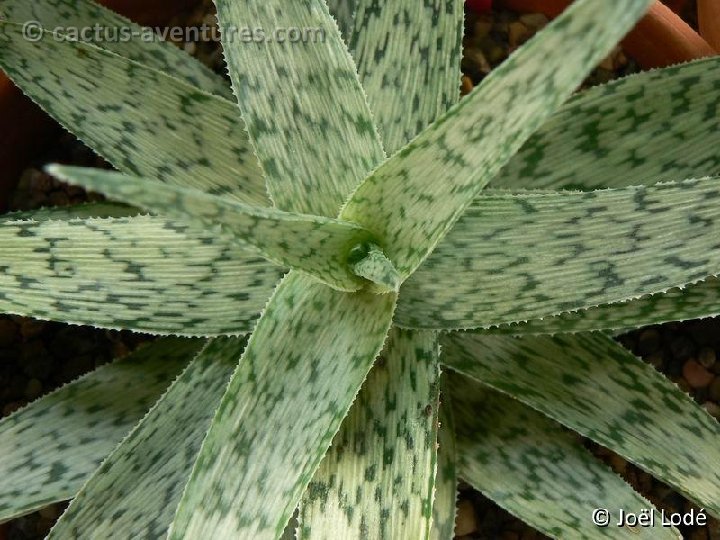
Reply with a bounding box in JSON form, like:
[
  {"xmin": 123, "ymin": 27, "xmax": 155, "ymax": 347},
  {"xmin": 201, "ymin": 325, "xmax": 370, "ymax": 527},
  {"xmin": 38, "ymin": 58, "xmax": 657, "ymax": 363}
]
[
  {"xmin": 215, "ymin": 0, "xmax": 384, "ymax": 216},
  {"xmin": 494, "ymin": 56, "xmax": 720, "ymax": 191},
  {"xmin": 168, "ymin": 272, "xmax": 397, "ymax": 539},
  {"xmin": 341, "ymin": 0, "xmax": 653, "ymax": 280},
  {"xmin": 432, "ymin": 380, "xmax": 459, "ymax": 540},
  {"xmin": 0, "ymin": 0, "xmax": 231, "ymax": 97},
  {"xmin": 0, "ymin": 22, "xmax": 267, "ymax": 205},
  {"xmin": 0, "ymin": 212, "xmax": 280, "ymax": 336},
  {"xmin": 49, "ymin": 166, "xmax": 375, "ymax": 292},
  {"xmin": 450, "ymin": 373, "xmax": 679, "ymax": 539},
  {"xmin": 351, "ymin": 0, "xmax": 464, "ymax": 154},
  {"xmin": 491, "ymin": 278, "xmax": 720, "ymax": 335},
  {"xmin": 299, "ymin": 329, "xmax": 440, "ymax": 539},
  {"xmin": 0, "ymin": 338, "xmax": 200, "ymax": 522},
  {"xmin": 48, "ymin": 337, "xmax": 244, "ymax": 538},
  {"xmin": 398, "ymin": 179, "xmax": 720, "ymax": 330},
  {"xmin": 443, "ymin": 332, "xmax": 720, "ymax": 516}
]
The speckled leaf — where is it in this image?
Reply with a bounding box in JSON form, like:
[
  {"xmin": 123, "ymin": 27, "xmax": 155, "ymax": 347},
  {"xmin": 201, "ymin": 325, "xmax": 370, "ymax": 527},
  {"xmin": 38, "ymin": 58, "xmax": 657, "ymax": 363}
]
[
  {"xmin": 443, "ymin": 332, "xmax": 720, "ymax": 516},
  {"xmin": 397, "ymin": 179, "xmax": 720, "ymax": 330},
  {"xmin": 494, "ymin": 56, "xmax": 720, "ymax": 191},
  {"xmin": 0, "ymin": 23, "xmax": 267, "ymax": 205},
  {"xmin": 432, "ymin": 381, "xmax": 459, "ymax": 540},
  {"xmin": 327, "ymin": 0, "xmax": 357, "ymax": 44},
  {"xmin": 49, "ymin": 165, "xmax": 375, "ymax": 292},
  {"xmin": 350, "ymin": 0, "xmax": 464, "ymax": 154},
  {"xmin": 489, "ymin": 277, "xmax": 720, "ymax": 335},
  {"xmin": 0, "ymin": 338, "xmax": 201, "ymax": 523},
  {"xmin": 340, "ymin": 0, "xmax": 652, "ymax": 281},
  {"xmin": 48, "ymin": 337, "xmax": 245, "ymax": 539},
  {"xmin": 299, "ymin": 329, "xmax": 440, "ymax": 539},
  {"xmin": 2, "ymin": 202, "xmax": 138, "ymax": 221},
  {"xmin": 450, "ymin": 372, "xmax": 679, "ymax": 540},
  {"xmin": 168, "ymin": 272, "xmax": 397, "ymax": 539},
  {"xmin": 0, "ymin": 212, "xmax": 281, "ymax": 336},
  {"xmin": 214, "ymin": 0, "xmax": 384, "ymax": 216},
  {"xmin": 0, "ymin": 0, "xmax": 231, "ymax": 97}
]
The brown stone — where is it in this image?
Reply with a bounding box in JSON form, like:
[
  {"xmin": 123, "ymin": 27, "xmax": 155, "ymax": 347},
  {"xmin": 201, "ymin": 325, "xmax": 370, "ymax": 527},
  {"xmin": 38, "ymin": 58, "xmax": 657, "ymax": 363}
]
[
  {"xmin": 461, "ymin": 76, "xmax": 474, "ymax": 96},
  {"xmin": 455, "ymin": 499, "xmax": 478, "ymax": 536},
  {"xmin": 683, "ymin": 360, "xmax": 715, "ymax": 389},
  {"xmin": 699, "ymin": 347, "xmax": 717, "ymax": 368}
]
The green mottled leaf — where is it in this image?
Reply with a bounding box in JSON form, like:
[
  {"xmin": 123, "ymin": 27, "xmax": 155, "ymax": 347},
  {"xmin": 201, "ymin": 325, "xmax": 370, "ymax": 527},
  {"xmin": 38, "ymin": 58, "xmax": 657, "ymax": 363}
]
[
  {"xmin": 215, "ymin": 0, "xmax": 384, "ymax": 217},
  {"xmin": 49, "ymin": 165, "xmax": 377, "ymax": 292},
  {"xmin": 168, "ymin": 272, "xmax": 397, "ymax": 539},
  {"xmin": 350, "ymin": 0, "xmax": 464, "ymax": 154},
  {"xmin": 490, "ymin": 278, "xmax": 720, "ymax": 335},
  {"xmin": 443, "ymin": 332, "xmax": 720, "ymax": 517},
  {"xmin": 0, "ymin": 0, "xmax": 231, "ymax": 97},
  {"xmin": 432, "ymin": 381, "xmax": 459, "ymax": 540},
  {"xmin": 0, "ymin": 338, "xmax": 200, "ymax": 523},
  {"xmin": 0, "ymin": 23, "xmax": 267, "ymax": 205},
  {"xmin": 0, "ymin": 212, "xmax": 281, "ymax": 336},
  {"xmin": 327, "ymin": 0, "xmax": 356, "ymax": 44},
  {"xmin": 48, "ymin": 337, "xmax": 244, "ymax": 539},
  {"xmin": 299, "ymin": 329, "xmax": 440, "ymax": 539},
  {"xmin": 397, "ymin": 179, "xmax": 720, "ymax": 330},
  {"xmin": 1, "ymin": 202, "xmax": 138, "ymax": 221},
  {"xmin": 340, "ymin": 0, "xmax": 652, "ymax": 281},
  {"xmin": 495, "ymin": 56, "xmax": 720, "ymax": 191},
  {"xmin": 450, "ymin": 372, "xmax": 679, "ymax": 539}
]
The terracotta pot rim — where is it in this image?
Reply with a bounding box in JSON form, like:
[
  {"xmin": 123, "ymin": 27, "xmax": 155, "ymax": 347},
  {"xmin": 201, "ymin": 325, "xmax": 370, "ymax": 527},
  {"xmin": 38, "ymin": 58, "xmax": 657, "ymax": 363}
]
[{"xmin": 496, "ymin": 0, "xmax": 717, "ymax": 69}]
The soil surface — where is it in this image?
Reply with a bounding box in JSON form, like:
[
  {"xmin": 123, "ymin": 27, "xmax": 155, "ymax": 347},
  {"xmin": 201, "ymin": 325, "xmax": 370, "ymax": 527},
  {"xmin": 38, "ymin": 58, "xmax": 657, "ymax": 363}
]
[{"xmin": 1, "ymin": 1, "xmax": 718, "ymax": 539}]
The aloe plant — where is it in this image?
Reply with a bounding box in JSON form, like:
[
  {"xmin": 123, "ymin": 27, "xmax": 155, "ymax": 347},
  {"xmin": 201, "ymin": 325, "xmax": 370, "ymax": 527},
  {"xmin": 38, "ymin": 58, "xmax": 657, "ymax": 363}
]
[{"xmin": 0, "ymin": 0, "xmax": 719, "ymax": 538}]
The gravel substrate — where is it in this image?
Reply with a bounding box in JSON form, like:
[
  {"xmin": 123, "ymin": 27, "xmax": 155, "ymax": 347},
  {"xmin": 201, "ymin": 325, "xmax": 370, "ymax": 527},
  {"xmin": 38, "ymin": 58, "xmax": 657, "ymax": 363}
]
[{"xmin": 1, "ymin": 1, "xmax": 718, "ymax": 539}]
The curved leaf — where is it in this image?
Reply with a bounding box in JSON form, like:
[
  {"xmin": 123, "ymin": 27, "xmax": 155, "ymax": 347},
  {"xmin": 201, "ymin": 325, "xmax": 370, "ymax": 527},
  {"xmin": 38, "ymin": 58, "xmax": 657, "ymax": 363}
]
[
  {"xmin": 49, "ymin": 166, "xmax": 376, "ymax": 292},
  {"xmin": 0, "ymin": 338, "xmax": 200, "ymax": 523},
  {"xmin": 299, "ymin": 329, "xmax": 440, "ymax": 539},
  {"xmin": 494, "ymin": 56, "xmax": 720, "ymax": 191},
  {"xmin": 0, "ymin": 22, "xmax": 267, "ymax": 205},
  {"xmin": 215, "ymin": 0, "xmax": 384, "ymax": 216},
  {"xmin": 48, "ymin": 338, "xmax": 244, "ymax": 539},
  {"xmin": 0, "ymin": 0, "xmax": 231, "ymax": 97},
  {"xmin": 451, "ymin": 372, "xmax": 679, "ymax": 539},
  {"xmin": 168, "ymin": 272, "xmax": 397, "ymax": 539},
  {"xmin": 444, "ymin": 332, "xmax": 720, "ymax": 517},
  {"xmin": 350, "ymin": 0, "xmax": 464, "ymax": 154},
  {"xmin": 340, "ymin": 0, "xmax": 653, "ymax": 280},
  {"xmin": 397, "ymin": 179, "xmax": 720, "ymax": 330},
  {"xmin": 0, "ymin": 212, "xmax": 281, "ymax": 336}
]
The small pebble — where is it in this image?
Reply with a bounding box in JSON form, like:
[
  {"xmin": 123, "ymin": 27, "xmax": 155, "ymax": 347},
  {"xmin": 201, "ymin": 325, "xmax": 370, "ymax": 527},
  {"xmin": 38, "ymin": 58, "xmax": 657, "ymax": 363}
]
[
  {"xmin": 670, "ymin": 335, "xmax": 696, "ymax": 361},
  {"xmin": 508, "ymin": 22, "xmax": 528, "ymax": 47},
  {"xmin": 699, "ymin": 347, "xmax": 717, "ymax": 369},
  {"xmin": 2, "ymin": 402, "xmax": 23, "ymax": 417},
  {"xmin": 704, "ymin": 401, "xmax": 720, "ymax": 420},
  {"xmin": 518, "ymin": 13, "xmax": 548, "ymax": 29},
  {"xmin": 683, "ymin": 360, "xmax": 716, "ymax": 389},
  {"xmin": 48, "ymin": 191, "xmax": 70, "ymax": 207},
  {"xmin": 455, "ymin": 499, "xmax": 478, "ymax": 536},
  {"xmin": 608, "ymin": 453, "xmax": 628, "ymax": 475},
  {"xmin": 461, "ymin": 76, "xmax": 474, "ymax": 95}
]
